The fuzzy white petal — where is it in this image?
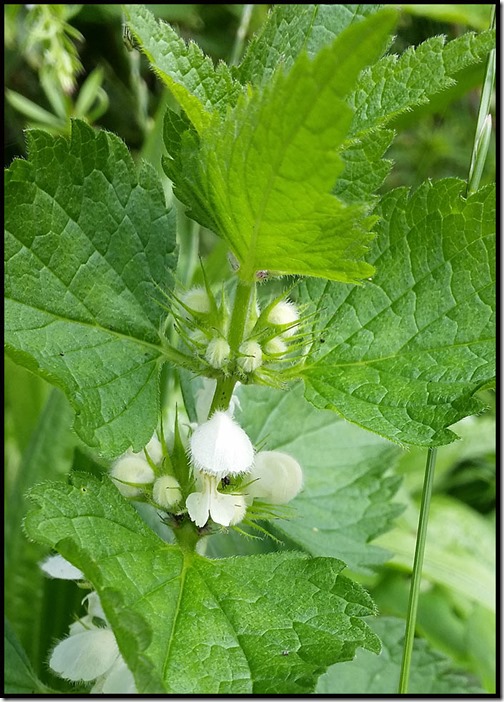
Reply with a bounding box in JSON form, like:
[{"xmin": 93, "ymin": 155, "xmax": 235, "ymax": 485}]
[
  {"xmin": 83, "ymin": 591, "xmax": 107, "ymax": 622},
  {"xmin": 238, "ymin": 341, "xmax": 263, "ymax": 373},
  {"xmin": 190, "ymin": 412, "xmax": 254, "ymax": 477},
  {"xmin": 186, "ymin": 490, "xmax": 211, "ymax": 527},
  {"xmin": 40, "ymin": 554, "xmax": 83, "ymax": 580},
  {"xmin": 248, "ymin": 451, "xmax": 303, "ymax": 504},
  {"xmin": 267, "ymin": 300, "xmax": 299, "ymax": 337},
  {"xmin": 50, "ymin": 629, "xmax": 119, "ymax": 681},
  {"xmin": 92, "ymin": 656, "xmax": 137, "ymax": 694},
  {"xmin": 205, "ymin": 338, "xmax": 231, "ymax": 369},
  {"xmin": 209, "ymin": 491, "xmax": 243, "ymax": 527}
]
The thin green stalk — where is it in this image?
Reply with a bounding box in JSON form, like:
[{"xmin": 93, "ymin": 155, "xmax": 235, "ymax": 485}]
[
  {"xmin": 208, "ymin": 280, "xmax": 255, "ymax": 414},
  {"xmin": 467, "ymin": 5, "xmax": 495, "ymax": 195},
  {"xmin": 398, "ymin": 447, "xmax": 437, "ymax": 693},
  {"xmin": 229, "ymin": 4, "xmax": 254, "ymax": 67}
]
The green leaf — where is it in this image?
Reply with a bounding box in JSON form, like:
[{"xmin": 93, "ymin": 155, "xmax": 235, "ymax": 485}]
[
  {"xmin": 316, "ymin": 616, "xmax": 483, "ymax": 694},
  {"xmin": 349, "ymin": 29, "xmax": 495, "ymax": 137},
  {"xmin": 5, "ymin": 618, "xmax": 54, "ymax": 694},
  {"xmin": 237, "ymin": 383, "xmax": 403, "ymax": 573},
  {"xmin": 5, "ymin": 389, "xmax": 76, "ymax": 668},
  {"xmin": 164, "ymin": 10, "xmax": 397, "ymax": 283},
  {"xmin": 335, "ymin": 128, "xmax": 394, "ymax": 205},
  {"xmin": 25, "ymin": 473, "xmax": 381, "ymax": 694},
  {"xmin": 123, "ymin": 4, "xmax": 241, "ymax": 133},
  {"xmin": 237, "ymin": 4, "xmax": 387, "ymax": 87},
  {"xmin": 5, "ymin": 120, "xmax": 177, "ymax": 457},
  {"xmin": 300, "ymin": 179, "xmax": 495, "ymax": 446}
]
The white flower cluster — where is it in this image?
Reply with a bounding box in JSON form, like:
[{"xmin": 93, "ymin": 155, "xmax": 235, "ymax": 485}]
[
  {"xmin": 108, "ymin": 385, "xmax": 303, "ymax": 531},
  {"xmin": 41, "ymin": 555, "xmax": 136, "ymax": 694},
  {"xmin": 179, "ymin": 287, "xmax": 301, "ymax": 376},
  {"xmin": 109, "ymin": 434, "xmax": 182, "ymax": 510},
  {"xmin": 186, "ymin": 410, "xmax": 303, "ymax": 528}
]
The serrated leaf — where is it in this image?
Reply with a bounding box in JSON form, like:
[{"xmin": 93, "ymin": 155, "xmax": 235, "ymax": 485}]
[
  {"xmin": 164, "ymin": 10, "xmax": 397, "ymax": 283},
  {"xmin": 238, "ymin": 4, "xmax": 386, "ymax": 87},
  {"xmin": 335, "ymin": 128, "xmax": 394, "ymax": 205},
  {"xmin": 5, "ymin": 618, "xmax": 54, "ymax": 694},
  {"xmin": 237, "ymin": 383, "xmax": 403, "ymax": 573},
  {"xmin": 25, "ymin": 474, "xmax": 381, "ymax": 694},
  {"xmin": 299, "ymin": 179, "xmax": 495, "ymax": 446},
  {"xmin": 123, "ymin": 4, "xmax": 241, "ymax": 133},
  {"xmin": 349, "ymin": 29, "xmax": 495, "ymax": 137},
  {"xmin": 316, "ymin": 616, "xmax": 484, "ymax": 694},
  {"xmin": 5, "ymin": 120, "xmax": 177, "ymax": 457}
]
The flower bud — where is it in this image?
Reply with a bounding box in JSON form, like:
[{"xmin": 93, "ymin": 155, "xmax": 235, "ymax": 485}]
[
  {"xmin": 109, "ymin": 455, "xmax": 155, "ymax": 498},
  {"xmin": 181, "ymin": 286, "xmax": 211, "ymax": 315},
  {"xmin": 238, "ymin": 340, "xmax": 263, "ymax": 373},
  {"xmin": 247, "ymin": 451, "xmax": 303, "ymax": 504},
  {"xmin": 190, "ymin": 411, "xmax": 254, "ymax": 478},
  {"xmin": 152, "ymin": 475, "xmax": 182, "ymax": 509},
  {"xmin": 205, "ymin": 337, "xmax": 231, "ymax": 369},
  {"xmin": 264, "ymin": 336, "xmax": 288, "ymax": 356},
  {"xmin": 267, "ymin": 300, "xmax": 299, "ymax": 337}
]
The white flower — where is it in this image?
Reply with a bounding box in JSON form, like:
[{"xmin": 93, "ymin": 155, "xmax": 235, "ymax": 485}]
[
  {"xmin": 205, "ymin": 337, "xmax": 231, "ymax": 369},
  {"xmin": 40, "ymin": 554, "xmax": 84, "ymax": 580},
  {"xmin": 109, "ymin": 455, "xmax": 155, "ymax": 498},
  {"xmin": 189, "ymin": 411, "xmax": 254, "ymax": 478},
  {"xmin": 267, "ymin": 300, "xmax": 300, "ymax": 337},
  {"xmin": 186, "ymin": 473, "xmax": 247, "ymax": 527},
  {"xmin": 247, "ymin": 451, "xmax": 303, "ymax": 504},
  {"xmin": 48, "ymin": 589, "xmax": 136, "ymax": 693},
  {"xmin": 238, "ymin": 340, "xmax": 263, "ymax": 373},
  {"xmin": 152, "ymin": 475, "xmax": 182, "ymax": 509},
  {"xmin": 186, "ymin": 412, "xmax": 253, "ymax": 527}
]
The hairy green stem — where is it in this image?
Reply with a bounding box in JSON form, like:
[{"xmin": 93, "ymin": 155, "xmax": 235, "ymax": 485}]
[
  {"xmin": 398, "ymin": 447, "xmax": 437, "ymax": 693},
  {"xmin": 209, "ymin": 375, "xmax": 237, "ymax": 416},
  {"xmin": 228, "ymin": 280, "xmax": 255, "ymax": 352},
  {"xmin": 208, "ymin": 281, "xmax": 255, "ymax": 414}
]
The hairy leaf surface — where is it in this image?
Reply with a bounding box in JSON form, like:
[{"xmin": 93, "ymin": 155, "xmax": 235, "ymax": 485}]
[
  {"xmin": 5, "ymin": 120, "xmax": 176, "ymax": 457},
  {"xmin": 238, "ymin": 4, "xmax": 386, "ymax": 87},
  {"xmin": 299, "ymin": 179, "xmax": 495, "ymax": 446},
  {"xmin": 25, "ymin": 474, "xmax": 380, "ymax": 694},
  {"xmin": 237, "ymin": 383, "xmax": 403, "ymax": 573},
  {"xmin": 124, "ymin": 5, "xmax": 241, "ymax": 133},
  {"xmin": 349, "ymin": 29, "xmax": 495, "ymax": 136},
  {"xmin": 164, "ymin": 11, "xmax": 397, "ymax": 283}
]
